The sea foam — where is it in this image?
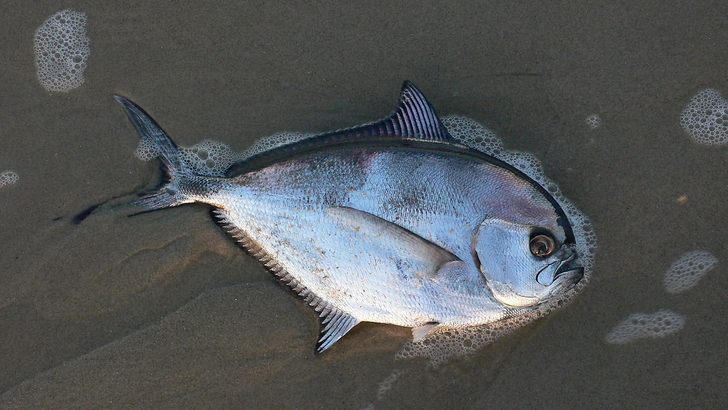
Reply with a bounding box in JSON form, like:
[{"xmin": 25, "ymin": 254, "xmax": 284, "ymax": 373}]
[
  {"xmin": 0, "ymin": 170, "xmax": 19, "ymax": 188},
  {"xmin": 680, "ymin": 89, "xmax": 728, "ymax": 146},
  {"xmin": 34, "ymin": 9, "xmax": 90, "ymax": 92},
  {"xmin": 605, "ymin": 310, "xmax": 685, "ymax": 344},
  {"xmin": 663, "ymin": 250, "xmax": 718, "ymax": 294}
]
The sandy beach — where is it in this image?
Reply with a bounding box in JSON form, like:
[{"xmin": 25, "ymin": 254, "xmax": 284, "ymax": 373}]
[{"xmin": 0, "ymin": 2, "xmax": 726, "ymax": 408}]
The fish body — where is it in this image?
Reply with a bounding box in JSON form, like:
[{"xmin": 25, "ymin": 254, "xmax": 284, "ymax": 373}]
[{"xmin": 115, "ymin": 82, "xmax": 584, "ymax": 352}]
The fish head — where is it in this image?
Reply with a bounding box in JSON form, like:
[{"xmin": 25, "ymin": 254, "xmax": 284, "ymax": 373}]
[{"xmin": 475, "ymin": 218, "xmax": 583, "ymax": 307}]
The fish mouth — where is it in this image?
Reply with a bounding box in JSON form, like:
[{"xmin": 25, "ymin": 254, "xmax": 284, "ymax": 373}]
[
  {"xmin": 554, "ymin": 253, "xmax": 583, "ymax": 282},
  {"xmin": 537, "ymin": 248, "xmax": 584, "ymax": 290},
  {"xmin": 545, "ymin": 252, "xmax": 584, "ymax": 299},
  {"xmin": 489, "ymin": 250, "xmax": 584, "ymax": 308}
]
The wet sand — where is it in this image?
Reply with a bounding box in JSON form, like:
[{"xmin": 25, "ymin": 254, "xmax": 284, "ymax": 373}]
[{"xmin": 1, "ymin": 1, "xmax": 727, "ymax": 408}]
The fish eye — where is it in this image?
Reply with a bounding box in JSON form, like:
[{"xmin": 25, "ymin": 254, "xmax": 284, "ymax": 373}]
[{"xmin": 529, "ymin": 231, "xmax": 557, "ymax": 257}]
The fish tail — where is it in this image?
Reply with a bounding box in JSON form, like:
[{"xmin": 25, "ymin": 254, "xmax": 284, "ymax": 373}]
[{"xmin": 114, "ymin": 95, "xmax": 195, "ymax": 211}]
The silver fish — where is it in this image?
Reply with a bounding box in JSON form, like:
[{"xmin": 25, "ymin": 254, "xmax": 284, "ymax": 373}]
[{"xmin": 115, "ymin": 82, "xmax": 584, "ymax": 352}]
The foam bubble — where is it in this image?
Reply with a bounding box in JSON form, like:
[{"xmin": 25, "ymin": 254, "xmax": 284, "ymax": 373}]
[
  {"xmin": 179, "ymin": 140, "xmax": 246, "ymax": 177},
  {"xmin": 663, "ymin": 250, "xmax": 718, "ymax": 294},
  {"xmin": 34, "ymin": 10, "xmax": 90, "ymax": 92},
  {"xmin": 396, "ymin": 312, "xmax": 536, "ymax": 366},
  {"xmin": 397, "ymin": 116, "xmax": 596, "ymax": 365},
  {"xmin": 136, "ymin": 139, "xmax": 246, "ymax": 178},
  {"xmin": 239, "ymin": 131, "xmax": 316, "ymax": 160},
  {"xmin": 134, "ymin": 138, "xmax": 161, "ymax": 162},
  {"xmin": 0, "ymin": 170, "xmax": 19, "ymax": 187},
  {"xmin": 680, "ymin": 88, "xmax": 728, "ymax": 146},
  {"xmin": 586, "ymin": 114, "xmax": 601, "ymax": 129},
  {"xmin": 135, "ymin": 130, "xmax": 315, "ymax": 175},
  {"xmin": 605, "ymin": 310, "xmax": 685, "ymax": 344},
  {"xmin": 442, "ymin": 116, "xmax": 503, "ymax": 155}
]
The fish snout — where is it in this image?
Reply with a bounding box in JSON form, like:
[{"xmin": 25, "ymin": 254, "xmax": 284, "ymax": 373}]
[
  {"xmin": 535, "ymin": 246, "xmax": 579, "ymax": 286},
  {"xmin": 547, "ymin": 266, "xmax": 584, "ymax": 298}
]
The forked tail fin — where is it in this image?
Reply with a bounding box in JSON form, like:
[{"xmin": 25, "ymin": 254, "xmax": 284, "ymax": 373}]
[{"xmin": 114, "ymin": 95, "xmax": 195, "ymax": 211}]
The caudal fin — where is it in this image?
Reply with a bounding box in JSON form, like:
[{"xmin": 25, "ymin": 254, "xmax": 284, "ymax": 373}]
[{"xmin": 114, "ymin": 95, "xmax": 194, "ymax": 211}]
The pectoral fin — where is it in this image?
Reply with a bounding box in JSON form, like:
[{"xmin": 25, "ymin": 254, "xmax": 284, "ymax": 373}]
[
  {"xmin": 326, "ymin": 206, "xmax": 460, "ymax": 279},
  {"xmin": 412, "ymin": 322, "xmax": 440, "ymax": 342}
]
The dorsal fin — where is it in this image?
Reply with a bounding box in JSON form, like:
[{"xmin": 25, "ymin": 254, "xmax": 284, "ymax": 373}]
[
  {"xmin": 226, "ymin": 81, "xmax": 453, "ymax": 177},
  {"xmin": 322, "ymin": 81, "xmax": 453, "ymax": 141}
]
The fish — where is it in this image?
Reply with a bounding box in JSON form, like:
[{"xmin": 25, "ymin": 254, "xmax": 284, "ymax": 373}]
[{"xmin": 114, "ymin": 81, "xmax": 584, "ymax": 353}]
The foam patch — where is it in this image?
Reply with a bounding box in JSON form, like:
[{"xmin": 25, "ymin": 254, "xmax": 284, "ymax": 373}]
[
  {"xmin": 586, "ymin": 114, "xmax": 601, "ymax": 129},
  {"xmin": 134, "ymin": 137, "xmax": 160, "ymax": 162},
  {"xmin": 135, "ymin": 132, "xmax": 314, "ymax": 177},
  {"xmin": 605, "ymin": 310, "xmax": 685, "ymax": 344},
  {"xmin": 0, "ymin": 170, "xmax": 19, "ymax": 188},
  {"xmin": 239, "ymin": 131, "xmax": 316, "ymax": 160},
  {"xmin": 680, "ymin": 89, "xmax": 728, "ymax": 146},
  {"xmin": 34, "ymin": 9, "xmax": 90, "ymax": 92},
  {"xmin": 663, "ymin": 250, "xmax": 718, "ymax": 294},
  {"xmin": 396, "ymin": 311, "xmax": 535, "ymax": 366},
  {"xmin": 179, "ymin": 140, "xmax": 246, "ymax": 177},
  {"xmin": 136, "ymin": 139, "xmax": 246, "ymax": 178}
]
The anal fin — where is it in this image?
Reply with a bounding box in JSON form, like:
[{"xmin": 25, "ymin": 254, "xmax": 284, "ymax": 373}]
[{"xmin": 317, "ymin": 308, "xmax": 360, "ymax": 353}]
